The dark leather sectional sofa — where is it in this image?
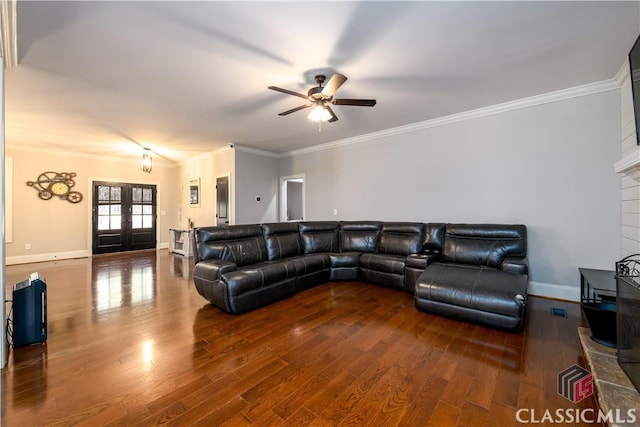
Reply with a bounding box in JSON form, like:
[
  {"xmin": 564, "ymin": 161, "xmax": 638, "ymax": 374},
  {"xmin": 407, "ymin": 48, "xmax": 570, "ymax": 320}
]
[{"xmin": 192, "ymin": 221, "xmax": 529, "ymax": 332}]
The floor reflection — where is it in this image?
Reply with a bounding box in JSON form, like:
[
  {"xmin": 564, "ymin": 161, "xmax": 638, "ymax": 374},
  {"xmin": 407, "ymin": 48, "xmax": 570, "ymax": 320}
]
[
  {"xmin": 170, "ymin": 254, "xmax": 193, "ymax": 280},
  {"xmin": 6, "ymin": 343, "xmax": 48, "ymax": 409},
  {"xmin": 91, "ymin": 252, "xmax": 157, "ymax": 312}
]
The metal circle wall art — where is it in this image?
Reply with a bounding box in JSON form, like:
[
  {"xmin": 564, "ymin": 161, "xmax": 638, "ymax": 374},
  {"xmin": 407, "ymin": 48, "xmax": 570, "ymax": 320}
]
[{"xmin": 26, "ymin": 172, "xmax": 83, "ymax": 203}]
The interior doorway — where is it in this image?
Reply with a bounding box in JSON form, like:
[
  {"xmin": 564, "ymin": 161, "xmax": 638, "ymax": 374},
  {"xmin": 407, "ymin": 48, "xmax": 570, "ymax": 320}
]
[
  {"xmin": 215, "ymin": 175, "xmax": 230, "ymax": 226},
  {"xmin": 92, "ymin": 181, "xmax": 157, "ymax": 254},
  {"xmin": 280, "ymin": 174, "xmax": 305, "ymax": 222}
]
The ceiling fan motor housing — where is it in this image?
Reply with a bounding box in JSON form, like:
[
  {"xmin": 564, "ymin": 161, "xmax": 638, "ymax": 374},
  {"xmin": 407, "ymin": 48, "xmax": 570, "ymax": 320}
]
[
  {"xmin": 307, "ymin": 86, "xmax": 325, "ymax": 100},
  {"xmin": 308, "ymin": 75, "xmax": 328, "ymax": 100}
]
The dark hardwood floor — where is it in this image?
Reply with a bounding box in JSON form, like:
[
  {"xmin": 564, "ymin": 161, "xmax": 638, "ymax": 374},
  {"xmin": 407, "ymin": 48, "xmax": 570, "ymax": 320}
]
[{"xmin": 2, "ymin": 250, "xmax": 600, "ymax": 426}]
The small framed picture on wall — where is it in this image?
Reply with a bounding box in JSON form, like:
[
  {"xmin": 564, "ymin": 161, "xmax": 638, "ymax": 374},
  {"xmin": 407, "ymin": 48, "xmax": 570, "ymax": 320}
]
[{"xmin": 189, "ymin": 178, "xmax": 200, "ymax": 207}]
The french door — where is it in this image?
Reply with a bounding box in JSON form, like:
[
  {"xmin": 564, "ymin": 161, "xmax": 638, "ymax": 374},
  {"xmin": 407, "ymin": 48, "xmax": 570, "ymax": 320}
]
[{"xmin": 92, "ymin": 182, "xmax": 157, "ymax": 254}]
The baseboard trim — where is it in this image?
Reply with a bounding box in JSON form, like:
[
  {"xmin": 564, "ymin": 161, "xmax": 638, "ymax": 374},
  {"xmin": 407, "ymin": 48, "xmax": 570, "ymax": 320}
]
[
  {"xmin": 6, "ymin": 245, "xmax": 170, "ymax": 265},
  {"xmin": 6, "ymin": 250, "xmax": 90, "ymax": 266},
  {"xmin": 528, "ymin": 281, "xmax": 580, "ymax": 302}
]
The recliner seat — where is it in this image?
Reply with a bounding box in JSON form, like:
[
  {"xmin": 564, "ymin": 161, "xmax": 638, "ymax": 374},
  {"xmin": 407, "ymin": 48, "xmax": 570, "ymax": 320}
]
[
  {"xmin": 192, "ymin": 224, "xmax": 299, "ymax": 314},
  {"xmin": 359, "ymin": 222, "xmax": 426, "ymax": 291},
  {"xmin": 262, "ymin": 222, "xmax": 331, "ymax": 292},
  {"xmin": 331, "ymin": 221, "xmax": 381, "ymax": 281},
  {"xmin": 414, "ymin": 224, "xmax": 528, "ymax": 331}
]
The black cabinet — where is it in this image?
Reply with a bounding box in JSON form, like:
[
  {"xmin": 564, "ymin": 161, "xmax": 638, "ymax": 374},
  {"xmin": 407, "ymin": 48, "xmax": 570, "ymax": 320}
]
[{"xmin": 579, "ymin": 268, "xmax": 616, "ymax": 348}]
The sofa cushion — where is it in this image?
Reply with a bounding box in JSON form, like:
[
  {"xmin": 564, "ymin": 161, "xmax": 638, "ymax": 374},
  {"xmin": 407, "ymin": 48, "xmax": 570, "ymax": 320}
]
[
  {"xmin": 359, "ymin": 253, "xmax": 406, "ymax": 275},
  {"xmin": 378, "ymin": 222, "xmax": 426, "ymax": 256},
  {"xmin": 262, "ymin": 222, "xmax": 302, "ymax": 261},
  {"xmin": 299, "ymin": 221, "xmax": 340, "ymax": 254},
  {"xmin": 287, "ymin": 253, "xmax": 331, "ymax": 276},
  {"xmin": 225, "ymin": 259, "xmax": 298, "ymax": 295},
  {"xmin": 442, "ymin": 224, "xmax": 527, "ymax": 269},
  {"xmin": 195, "ymin": 225, "xmax": 267, "ymax": 266},
  {"xmin": 329, "ymin": 252, "xmax": 360, "ymax": 268},
  {"xmin": 221, "ymin": 264, "xmax": 298, "ymax": 314},
  {"xmin": 339, "ymin": 221, "xmax": 382, "ymax": 253}
]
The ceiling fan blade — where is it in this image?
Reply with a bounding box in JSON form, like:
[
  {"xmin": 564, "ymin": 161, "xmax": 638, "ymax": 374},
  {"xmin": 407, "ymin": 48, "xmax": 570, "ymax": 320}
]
[
  {"xmin": 332, "ymin": 98, "xmax": 377, "ymax": 107},
  {"xmin": 321, "ymin": 73, "xmax": 348, "ymax": 97},
  {"xmin": 326, "ymin": 105, "xmax": 339, "ymax": 122},
  {"xmin": 278, "ymin": 104, "xmax": 312, "ymax": 116},
  {"xmin": 268, "ymin": 86, "xmax": 308, "ymax": 100}
]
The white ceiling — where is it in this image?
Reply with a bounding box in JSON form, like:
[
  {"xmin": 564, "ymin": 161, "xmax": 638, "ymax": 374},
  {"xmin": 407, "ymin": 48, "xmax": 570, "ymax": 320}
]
[{"xmin": 5, "ymin": 1, "xmax": 640, "ymax": 164}]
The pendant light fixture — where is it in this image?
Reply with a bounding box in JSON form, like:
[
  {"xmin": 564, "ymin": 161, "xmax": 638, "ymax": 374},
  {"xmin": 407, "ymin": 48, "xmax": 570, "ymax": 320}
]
[{"xmin": 142, "ymin": 148, "xmax": 152, "ymax": 173}]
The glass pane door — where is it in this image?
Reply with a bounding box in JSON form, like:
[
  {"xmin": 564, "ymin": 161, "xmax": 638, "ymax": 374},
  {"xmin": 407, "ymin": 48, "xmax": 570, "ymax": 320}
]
[{"xmin": 92, "ymin": 182, "xmax": 157, "ymax": 254}]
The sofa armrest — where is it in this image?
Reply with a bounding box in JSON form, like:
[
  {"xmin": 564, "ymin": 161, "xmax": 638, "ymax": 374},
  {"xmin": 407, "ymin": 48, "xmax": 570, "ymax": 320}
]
[
  {"xmin": 194, "ymin": 259, "xmax": 237, "ymax": 281},
  {"xmin": 406, "ymin": 253, "xmax": 440, "ymax": 269},
  {"xmin": 501, "ymin": 257, "xmax": 528, "ymax": 275}
]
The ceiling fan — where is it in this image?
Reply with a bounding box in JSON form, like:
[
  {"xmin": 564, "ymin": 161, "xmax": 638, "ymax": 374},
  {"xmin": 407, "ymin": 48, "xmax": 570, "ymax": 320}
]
[{"xmin": 268, "ymin": 73, "xmax": 376, "ymax": 124}]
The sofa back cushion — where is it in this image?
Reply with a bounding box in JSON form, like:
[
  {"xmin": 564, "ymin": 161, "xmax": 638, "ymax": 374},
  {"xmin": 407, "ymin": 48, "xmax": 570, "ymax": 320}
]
[
  {"xmin": 378, "ymin": 222, "xmax": 426, "ymax": 256},
  {"xmin": 423, "ymin": 223, "xmax": 445, "ymax": 254},
  {"xmin": 339, "ymin": 221, "xmax": 382, "ymax": 253},
  {"xmin": 442, "ymin": 224, "xmax": 527, "ymax": 268},
  {"xmin": 195, "ymin": 225, "xmax": 267, "ymax": 266},
  {"xmin": 262, "ymin": 222, "xmax": 302, "ymax": 260},
  {"xmin": 299, "ymin": 221, "xmax": 340, "ymax": 254}
]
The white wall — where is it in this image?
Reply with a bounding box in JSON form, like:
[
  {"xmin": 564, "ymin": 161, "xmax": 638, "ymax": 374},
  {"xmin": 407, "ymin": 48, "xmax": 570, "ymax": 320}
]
[
  {"xmin": 178, "ymin": 147, "xmax": 235, "ymax": 228},
  {"xmin": 279, "ymin": 87, "xmax": 622, "ymax": 300},
  {"xmin": 234, "ymin": 149, "xmax": 279, "ymax": 225}
]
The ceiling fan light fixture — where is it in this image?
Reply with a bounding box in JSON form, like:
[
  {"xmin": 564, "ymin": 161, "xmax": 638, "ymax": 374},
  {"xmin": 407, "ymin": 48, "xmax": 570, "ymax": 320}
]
[
  {"xmin": 308, "ymin": 101, "xmax": 331, "ymax": 122},
  {"xmin": 269, "ymin": 73, "xmax": 374, "ymax": 126}
]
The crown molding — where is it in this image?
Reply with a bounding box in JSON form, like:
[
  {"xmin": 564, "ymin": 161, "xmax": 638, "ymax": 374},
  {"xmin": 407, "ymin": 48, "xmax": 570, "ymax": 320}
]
[
  {"xmin": 178, "ymin": 145, "xmax": 235, "ymax": 170},
  {"xmin": 213, "ymin": 145, "xmax": 234, "ymax": 155},
  {"xmin": 282, "ymin": 79, "xmax": 620, "ymax": 158},
  {"xmin": 233, "ymin": 144, "xmax": 280, "ymax": 158},
  {"xmin": 616, "ymin": 60, "xmax": 630, "ymax": 85}
]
